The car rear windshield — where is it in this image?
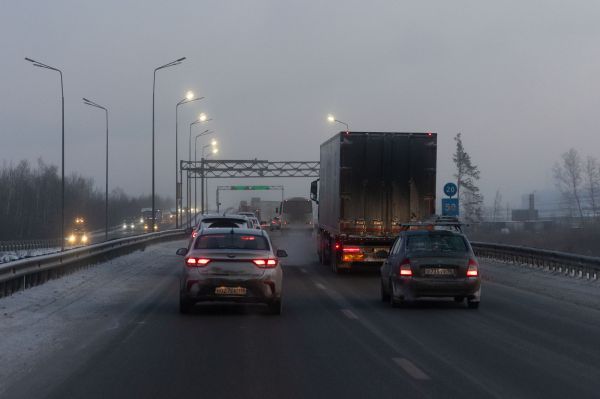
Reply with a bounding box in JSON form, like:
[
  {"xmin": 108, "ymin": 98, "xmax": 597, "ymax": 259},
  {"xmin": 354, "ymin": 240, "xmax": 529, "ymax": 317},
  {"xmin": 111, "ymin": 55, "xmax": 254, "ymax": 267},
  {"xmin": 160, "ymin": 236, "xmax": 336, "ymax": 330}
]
[
  {"xmin": 194, "ymin": 234, "xmax": 270, "ymax": 250},
  {"xmin": 406, "ymin": 234, "xmax": 468, "ymax": 253},
  {"xmin": 200, "ymin": 218, "xmax": 246, "ymax": 228}
]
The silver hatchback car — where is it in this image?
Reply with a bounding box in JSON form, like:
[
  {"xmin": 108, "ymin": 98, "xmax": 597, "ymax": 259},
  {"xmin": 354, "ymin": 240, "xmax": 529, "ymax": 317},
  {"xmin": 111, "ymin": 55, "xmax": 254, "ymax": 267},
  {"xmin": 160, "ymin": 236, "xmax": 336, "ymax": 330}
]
[{"xmin": 177, "ymin": 228, "xmax": 287, "ymax": 315}]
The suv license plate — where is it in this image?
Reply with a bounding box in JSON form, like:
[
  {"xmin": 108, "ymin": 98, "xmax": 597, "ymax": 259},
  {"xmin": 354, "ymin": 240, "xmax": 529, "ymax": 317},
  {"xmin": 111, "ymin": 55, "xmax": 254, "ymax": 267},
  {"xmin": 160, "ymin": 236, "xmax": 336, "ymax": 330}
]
[{"xmin": 215, "ymin": 286, "xmax": 247, "ymax": 296}]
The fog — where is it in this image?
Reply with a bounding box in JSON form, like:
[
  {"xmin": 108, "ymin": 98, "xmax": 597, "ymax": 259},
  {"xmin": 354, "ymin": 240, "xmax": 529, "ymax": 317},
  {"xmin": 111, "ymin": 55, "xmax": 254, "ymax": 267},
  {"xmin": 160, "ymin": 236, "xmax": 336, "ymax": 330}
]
[{"xmin": 2, "ymin": 0, "xmax": 599, "ymax": 210}]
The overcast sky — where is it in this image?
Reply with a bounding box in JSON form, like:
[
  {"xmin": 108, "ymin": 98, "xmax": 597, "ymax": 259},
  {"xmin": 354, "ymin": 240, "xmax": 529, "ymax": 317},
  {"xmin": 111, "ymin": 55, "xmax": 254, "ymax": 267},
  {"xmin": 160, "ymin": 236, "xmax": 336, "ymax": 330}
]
[{"xmin": 1, "ymin": 0, "xmax": 599, "ymax": 210}]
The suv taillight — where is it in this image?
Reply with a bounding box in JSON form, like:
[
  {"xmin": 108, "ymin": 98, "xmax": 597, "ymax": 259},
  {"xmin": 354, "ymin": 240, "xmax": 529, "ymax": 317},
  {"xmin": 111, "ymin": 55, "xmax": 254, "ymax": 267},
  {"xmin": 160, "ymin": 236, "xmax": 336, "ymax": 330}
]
[
  {"xmin": 186, "ymin": 257, "xmax": 210, "ymax": 267},
  {"xmin": 467, "ymin": 258, "xmax": 479, "ymax": 277},
  {"xmin": 253, "ymin": 259, "xmax": 278, "ymax": 268},
  {"xmin": 399, "ymin": 258, "xmax": 412, "ymax": 276}
]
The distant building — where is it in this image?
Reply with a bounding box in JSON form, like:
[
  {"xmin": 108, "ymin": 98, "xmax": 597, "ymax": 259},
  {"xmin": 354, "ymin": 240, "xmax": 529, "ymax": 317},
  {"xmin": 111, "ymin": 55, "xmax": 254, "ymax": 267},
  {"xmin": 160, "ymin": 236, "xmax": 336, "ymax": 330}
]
[{"xmin": 512, "ymin": 193, "xmax": 538, "ymax": 221}]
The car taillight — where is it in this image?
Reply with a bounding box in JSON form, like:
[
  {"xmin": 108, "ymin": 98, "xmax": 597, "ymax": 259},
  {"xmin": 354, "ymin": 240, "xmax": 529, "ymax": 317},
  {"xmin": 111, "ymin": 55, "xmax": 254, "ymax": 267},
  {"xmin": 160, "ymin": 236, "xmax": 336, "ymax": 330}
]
[
  {"xmin": 186, "ymin": 257, "xmax": 210, "ymax": 267},
  {"xmin": 399, "ymin": 258, "xmax": 412, "ymax": 276},
  {"xmin": 253, "ymin": 259, "xmax": 278, "ymax": 268},
  {"xmin": 192, "ymin": 230, "xmax": 198, "ymax": 238},
  {"xmin": 334, "ymin": 242, "xmax": 341, "ymax": 250},
  {"xmin": 467, "ymin": 258, "xmax": 479, "ymax": 277},
  {"xmin": 342, "ymin": 247, "xmax": 360, "ymax": 253}
]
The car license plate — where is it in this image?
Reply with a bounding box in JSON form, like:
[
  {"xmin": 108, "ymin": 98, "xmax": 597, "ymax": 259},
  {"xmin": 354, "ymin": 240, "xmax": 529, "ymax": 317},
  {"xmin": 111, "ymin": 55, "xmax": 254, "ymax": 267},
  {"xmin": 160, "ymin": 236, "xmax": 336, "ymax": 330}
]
[
  {"xmin": 423, "ymin": 268, "xmax": 455, "ymax": 277},
  {"xmin": 215, "ymin": 286, "xmax": 247, "ymax": 296}
]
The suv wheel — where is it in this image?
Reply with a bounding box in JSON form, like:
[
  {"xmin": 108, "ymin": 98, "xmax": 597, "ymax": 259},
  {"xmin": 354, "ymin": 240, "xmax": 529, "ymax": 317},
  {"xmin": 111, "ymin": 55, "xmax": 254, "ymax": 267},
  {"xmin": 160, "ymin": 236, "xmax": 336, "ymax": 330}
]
[
  {"xmin": 381, "ymin": 280, "xmax": 390, "ymax": 302},
  {"xmin": 389, "ymin": 281, "xmax": 402, "ymax": 308}
]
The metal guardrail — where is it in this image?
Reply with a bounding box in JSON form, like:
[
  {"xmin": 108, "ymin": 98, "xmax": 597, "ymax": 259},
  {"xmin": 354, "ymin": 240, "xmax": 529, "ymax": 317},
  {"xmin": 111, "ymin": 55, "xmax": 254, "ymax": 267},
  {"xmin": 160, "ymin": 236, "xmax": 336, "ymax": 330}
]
[
  {"xmin": 0, "ymin": 229, "xmax": 185, "ymax": 298},
  {"xmin": 0, "ymin": 238, "xmax": 63, "ymax": 252},
  {"xmin": 471, "ymin": 241, "xmax": 600, "ymax": 280}
]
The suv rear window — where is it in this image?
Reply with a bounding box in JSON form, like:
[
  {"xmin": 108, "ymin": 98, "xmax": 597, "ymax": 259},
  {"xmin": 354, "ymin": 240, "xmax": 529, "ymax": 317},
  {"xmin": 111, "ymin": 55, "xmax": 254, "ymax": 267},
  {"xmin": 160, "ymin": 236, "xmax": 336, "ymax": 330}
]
[
  {"xmin": 406, "ymin": 234, "xmax": 468, "ymax": 253},
  {"xmin": 195, "ymin": 234, "xmax": 270, "ymax": 250}
]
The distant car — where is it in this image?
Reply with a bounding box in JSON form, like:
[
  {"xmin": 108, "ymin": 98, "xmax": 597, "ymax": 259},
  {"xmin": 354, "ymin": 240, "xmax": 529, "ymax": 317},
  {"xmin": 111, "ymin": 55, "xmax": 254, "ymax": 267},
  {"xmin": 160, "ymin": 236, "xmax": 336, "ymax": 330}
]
[
  {"xmin": 249, "ymin": 216, "xmax": 261, "ymax": 230},
  {"xmin": 67, "ymin": 228, "xmax": 88, "ymax": 246},
  {"xmin": 189, "ymin": 215, "xmax": 250, "ymax": 240},
  {"xmin": 176, "ymin": 228, "xmax": 288, "ymax": 315},
  {"xmin": 237, "ymin": 211, "xmax": 256, "ymax": 218},
  {"xmin": 270, "ymin": 216, "xmax": 281, "ymax": 231},
  {"xmin": 380, "ymin": 229, "xmax": 481, "ymax": 308},
  {"xmin": 122, "ymin": 218, "xmax": 137, "ymax": 231}
]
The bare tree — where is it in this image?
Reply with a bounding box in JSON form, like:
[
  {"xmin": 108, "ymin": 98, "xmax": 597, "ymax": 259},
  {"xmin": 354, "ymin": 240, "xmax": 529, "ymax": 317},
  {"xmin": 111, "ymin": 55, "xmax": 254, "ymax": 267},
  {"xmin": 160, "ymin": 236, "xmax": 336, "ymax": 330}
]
[
  {"xmin": 584, "ymin": 156, "xmax": 600, "ymax": 218},
  {"xmin": 453, "ymin": 133, "xmax": 483, "ymax": 222},
  {"xmin": 553, "ymin": 149, "xmax": 583, "ymax": 219}
]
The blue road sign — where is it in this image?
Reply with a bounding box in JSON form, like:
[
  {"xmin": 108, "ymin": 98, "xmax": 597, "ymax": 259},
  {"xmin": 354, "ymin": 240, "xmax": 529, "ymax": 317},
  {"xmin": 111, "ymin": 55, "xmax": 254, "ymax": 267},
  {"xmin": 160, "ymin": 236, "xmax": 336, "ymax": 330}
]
[
  {"xmin": 442, "ymin": 198, "xmax": 459, "ymax": 217},
  {"xmin": 444, "ymin": 182, "xmax": 458, "ymax": 197}
]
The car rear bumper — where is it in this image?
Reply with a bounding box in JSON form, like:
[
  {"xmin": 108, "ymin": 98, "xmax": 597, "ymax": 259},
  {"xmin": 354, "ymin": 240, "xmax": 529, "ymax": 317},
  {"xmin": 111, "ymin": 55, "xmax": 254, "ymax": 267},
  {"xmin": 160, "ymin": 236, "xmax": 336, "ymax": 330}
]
[
  {"xmin": 393, "ymin": 277, "xmax": 481, "ymax": 300},
  {"xmin": 181, "ymin": 276, "xmax": 280, "ymax": 304}
]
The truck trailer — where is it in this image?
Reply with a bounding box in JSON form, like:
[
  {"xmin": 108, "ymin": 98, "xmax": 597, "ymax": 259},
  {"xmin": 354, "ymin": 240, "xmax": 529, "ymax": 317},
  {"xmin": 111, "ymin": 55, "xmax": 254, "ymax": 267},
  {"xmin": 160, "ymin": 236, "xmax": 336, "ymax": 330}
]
[{"xmin": 311, "ymin": 132, "xmax": 437, "ymax": 273}]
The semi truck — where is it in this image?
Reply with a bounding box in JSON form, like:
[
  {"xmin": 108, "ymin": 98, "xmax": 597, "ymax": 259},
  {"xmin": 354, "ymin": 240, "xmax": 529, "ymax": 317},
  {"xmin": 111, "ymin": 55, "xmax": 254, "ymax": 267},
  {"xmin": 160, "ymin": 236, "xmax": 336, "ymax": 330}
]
[
  {"xmin": 310, "ymin": 132, "xmax": 437, "ymax": 273},
  {"xmin": 279, "ymin": 197, "xmax": 313, "ymax": 228}
]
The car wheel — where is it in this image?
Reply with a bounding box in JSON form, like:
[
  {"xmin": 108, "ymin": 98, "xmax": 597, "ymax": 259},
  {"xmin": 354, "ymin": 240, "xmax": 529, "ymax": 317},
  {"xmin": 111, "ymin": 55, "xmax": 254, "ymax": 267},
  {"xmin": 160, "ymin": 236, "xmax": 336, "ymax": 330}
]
[
  {"xmin": 389, "ymin": 281, "xmax": 402, "ymax": 308},
  {"xmin": 454, "ymin": 296, "xmax": 465, "ymax": 303},
  {"xmin": 179, "ymin": 296, "xmax": 193, "ymax": 314},
  {"xmin": 467, "ymin": 300, "xmax": 480, "ymax": 309},
  {"xmin": 380, "ymin": 280, "xmax": 390, "ymax": 302},
  {"xmin": 268, "ymin": 299, "xmax": 282, "ymax": 315}
]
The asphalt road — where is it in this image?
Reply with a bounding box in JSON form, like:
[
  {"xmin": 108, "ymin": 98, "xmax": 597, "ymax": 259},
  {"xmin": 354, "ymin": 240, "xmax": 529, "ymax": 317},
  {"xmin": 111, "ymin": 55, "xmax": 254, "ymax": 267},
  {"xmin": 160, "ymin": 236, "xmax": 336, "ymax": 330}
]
[{"xmin": 3, "ymin": 228, "xmax": 600, "ymax": 399}]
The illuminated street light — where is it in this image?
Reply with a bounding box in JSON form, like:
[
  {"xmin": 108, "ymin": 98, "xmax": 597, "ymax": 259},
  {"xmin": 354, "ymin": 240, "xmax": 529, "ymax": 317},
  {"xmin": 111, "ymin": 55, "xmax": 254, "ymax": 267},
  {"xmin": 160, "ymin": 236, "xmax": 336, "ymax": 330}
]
[
  {"xmin": 326, "ymin": 113, "xmax": 349, "ymax": 133},
  {"xmin": 175, "ymin": 91, "xmax": 204, "ymax": 227},
  {"xmin": 199, "ymin": 112, "xmax": 208, "ymax": 122}
]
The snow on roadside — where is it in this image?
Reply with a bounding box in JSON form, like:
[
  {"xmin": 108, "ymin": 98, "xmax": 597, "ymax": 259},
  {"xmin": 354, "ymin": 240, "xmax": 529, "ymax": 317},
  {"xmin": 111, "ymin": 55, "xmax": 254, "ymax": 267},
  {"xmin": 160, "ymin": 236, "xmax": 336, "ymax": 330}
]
[
  {"xmin": 480, "ymin": 259, "xmax": 600, "ymax": 311},
  {"xmin": 0, "ymin": 239, "xmax": 185, "ymax": 395}
]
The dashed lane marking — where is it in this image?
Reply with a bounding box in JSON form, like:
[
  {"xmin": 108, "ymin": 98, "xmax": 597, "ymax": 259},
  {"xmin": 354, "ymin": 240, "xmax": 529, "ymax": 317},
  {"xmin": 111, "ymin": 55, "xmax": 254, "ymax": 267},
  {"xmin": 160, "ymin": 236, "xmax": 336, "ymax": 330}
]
[
  {"xmin": 393, "ymin": 358, "xmax": 430, "ymax": 380},
  {"xmin": 341, "ymin": 308, "xmax": 359, "ymax": 320}
]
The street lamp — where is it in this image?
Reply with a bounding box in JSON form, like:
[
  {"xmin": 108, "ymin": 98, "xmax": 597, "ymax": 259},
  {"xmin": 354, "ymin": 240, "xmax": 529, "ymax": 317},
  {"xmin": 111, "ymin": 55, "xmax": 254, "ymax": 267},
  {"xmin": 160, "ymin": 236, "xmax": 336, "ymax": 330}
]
[
  {"xmin": 25, "ymin": 57, "xmax": 66, "ymax": 251},
  {"xmin": 82, "ymin": 97, "xmax": 109, "ymax": 242},
  {"xmin": 202, "ymin": 143, "xmax": 219, "ymax": 214},
  {"xmin": 326, "ymin": 113, "xmax": 350, "ymax": 133},
  {"xmin": 175, "ymin": 91, "xmax": 204, "ymax": 228},
  {"xmin": 193, "ymin": 131, "xmax": 215, "ymax": 222},
  {"xmin": 152, "ymin": 57, "xmax": 185, "ymax": 232}
]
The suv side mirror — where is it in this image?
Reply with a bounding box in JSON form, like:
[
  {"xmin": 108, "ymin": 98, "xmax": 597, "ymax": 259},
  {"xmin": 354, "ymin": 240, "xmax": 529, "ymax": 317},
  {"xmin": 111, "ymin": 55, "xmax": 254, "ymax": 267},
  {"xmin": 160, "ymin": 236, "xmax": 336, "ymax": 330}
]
[
  {"xmin": 176, "ymin": 248, "xmax": 188, "ymax": 256},
  {"xmin": 276, "ymin": 249, "xmax": 288, "ymax": 258},
  {"xmin": 184, "ymin": 227, "xmax": 193, "ymax": 235},
  {"xmin": 375, "ymin": 250, "xmax": 389, "ymax": 259}
]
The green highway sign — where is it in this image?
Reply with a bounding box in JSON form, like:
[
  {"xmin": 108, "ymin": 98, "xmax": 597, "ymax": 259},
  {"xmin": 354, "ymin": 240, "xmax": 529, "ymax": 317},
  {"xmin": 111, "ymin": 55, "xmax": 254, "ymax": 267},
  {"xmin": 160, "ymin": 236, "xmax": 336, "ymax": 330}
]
[{"xmin": 230, "ymin": 185, "xmax": 273, "ymax": 190}]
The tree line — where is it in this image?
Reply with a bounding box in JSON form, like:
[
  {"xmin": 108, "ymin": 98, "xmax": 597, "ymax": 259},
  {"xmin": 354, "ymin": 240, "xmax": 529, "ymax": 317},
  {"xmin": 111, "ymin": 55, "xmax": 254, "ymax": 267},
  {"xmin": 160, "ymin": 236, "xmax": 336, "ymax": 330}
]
[
  {"xmin": 553, "ymin": 149, "xmax": 600, "ymax": 219},
  {"xmin": 0, "ymin": 159, "xmax": 172, "ymax": 240}
]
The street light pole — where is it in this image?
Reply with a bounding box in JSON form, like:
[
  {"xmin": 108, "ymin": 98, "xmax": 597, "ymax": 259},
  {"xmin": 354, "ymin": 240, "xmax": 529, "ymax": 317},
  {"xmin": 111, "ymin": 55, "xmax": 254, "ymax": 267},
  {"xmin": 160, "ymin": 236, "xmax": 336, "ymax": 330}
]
[
  {"xmin": 82, "ymin": 98, "xmax": 109, "ymax": 241},
  {"xmin": 202, "ymin": 144, "xmax": 218, "ymax": 214},
  {"xmin": 175, "ymin": 93, "xmax": 203, "ymax": 228},
  {"xmin": 194, "ymin": 131, "xmax": 214, "ymax": 222},
  {"xmin": 25, "ymin": 57, "xmax": 65, "ymax": 251},
  {"xmin": 152, "ymin": 57, "xmax": 185, "ymax": 232}
]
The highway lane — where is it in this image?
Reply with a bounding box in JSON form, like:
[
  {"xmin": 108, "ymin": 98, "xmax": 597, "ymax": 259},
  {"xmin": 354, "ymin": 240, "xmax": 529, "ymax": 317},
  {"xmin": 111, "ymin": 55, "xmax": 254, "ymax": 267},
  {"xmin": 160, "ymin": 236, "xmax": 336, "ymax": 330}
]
[{"xmin": 2, "ymin": 228, "xmax": 600, "ymax": 398}]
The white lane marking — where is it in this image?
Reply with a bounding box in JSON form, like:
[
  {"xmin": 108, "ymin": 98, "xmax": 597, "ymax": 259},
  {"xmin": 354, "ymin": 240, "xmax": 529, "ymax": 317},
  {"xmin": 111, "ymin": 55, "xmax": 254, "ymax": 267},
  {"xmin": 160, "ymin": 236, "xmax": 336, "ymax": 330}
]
[
  {"xmin": 341, "ymin": 308, "xmax": 359, "ymax": 320},
  {"xmin": 315, "ymin": 282, "xmax": 327, "ymax": 290},
  {"xmin": 393, "ymin": 358, "xmax": 430, "ymax": 380},
  {"xmin": 300, "ymin": 268, "xmax": 308, "ymax": 274}
]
